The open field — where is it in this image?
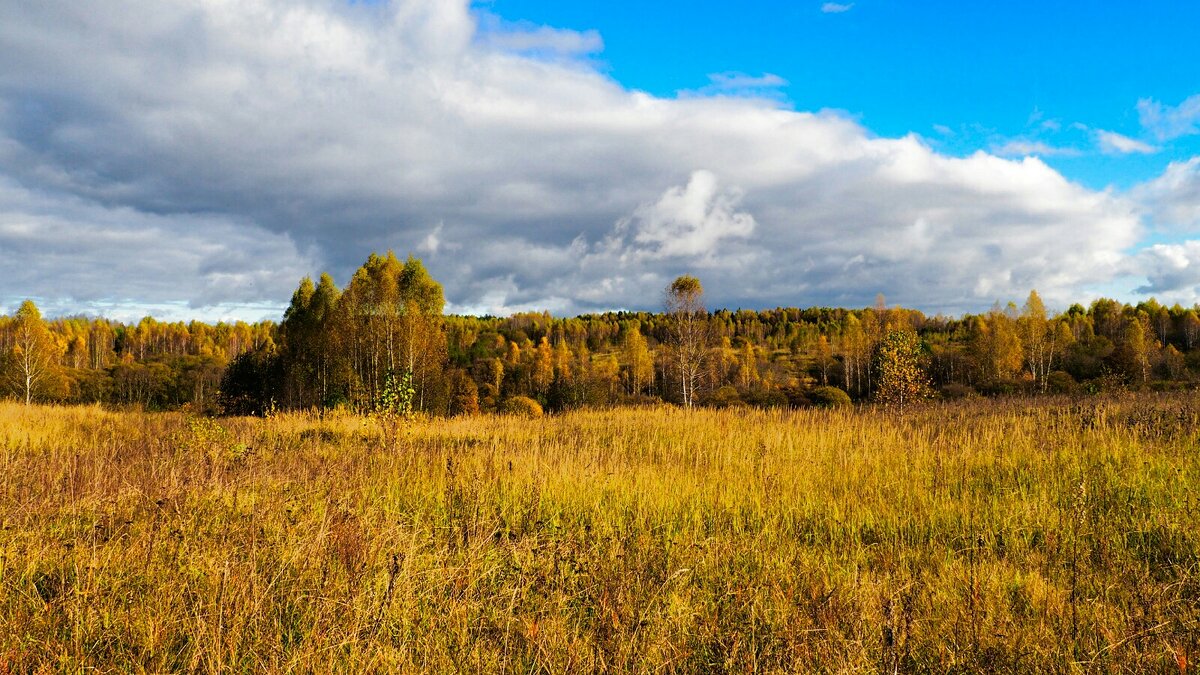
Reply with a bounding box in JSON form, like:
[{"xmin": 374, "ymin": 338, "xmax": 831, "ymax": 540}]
[{"xmin": 1, "ymin": 397, "xmax": 1198, "ymax": 673}]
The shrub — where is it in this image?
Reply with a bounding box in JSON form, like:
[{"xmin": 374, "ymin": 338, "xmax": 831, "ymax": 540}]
[
  {"xmin": 702, "ymin": 385, "xmax": 745, "ymax": 408},
  {"xmin": 1047, "ymin": 370, "xmax": 1077, "ymax": 394},
  {"xmin": 780, "ymin": 385, "xmax": 812, "ymax": 408},
  {"xmin": 744, "ymin": 389, "xmax": 789, "ymax": 409},
  {"xmin": 940, "ymin": 383, "xmax": 978, "ymax": 399},
  {"xmin": 808, "ymin": 385, "xmax": 852, "ymax": 408},
  {"xmin": 501, "ymin": 396, "xmax": 543, "ymax": 418}
]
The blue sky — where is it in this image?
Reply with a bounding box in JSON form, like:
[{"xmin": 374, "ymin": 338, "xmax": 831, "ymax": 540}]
[
  {"xmin": 1, "ymin": 0, "xmax": 1200, "ymax": 320},
  {"xmin": 483, "ymin": 0, "xmax": 1200, "ymax": 189}
]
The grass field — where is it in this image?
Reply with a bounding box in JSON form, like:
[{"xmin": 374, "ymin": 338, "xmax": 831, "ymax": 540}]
[{"xmin": 1, "ymin": 396, "xmax": 1198, "ymax": 673}]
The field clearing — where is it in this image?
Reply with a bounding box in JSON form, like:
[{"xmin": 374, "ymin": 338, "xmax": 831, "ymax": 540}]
[{"xmin": 1, "ymin": 397, "xmax": 1198, "ymax": 673}]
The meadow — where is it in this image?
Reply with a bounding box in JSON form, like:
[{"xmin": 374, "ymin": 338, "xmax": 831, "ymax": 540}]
[{"xmin": 0, "ymin": 396, "xmax": 1197, "ymax": 673}]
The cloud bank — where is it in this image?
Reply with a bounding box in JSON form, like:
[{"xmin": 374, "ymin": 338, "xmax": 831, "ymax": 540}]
[{"xmin": 0, "ymin": 0, "xmax": 1197, "ymax": 319}]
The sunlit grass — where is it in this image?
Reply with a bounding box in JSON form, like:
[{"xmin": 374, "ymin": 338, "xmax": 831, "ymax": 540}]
[{"xmin": 0, "ymin": 396, "xmax": 1197, "ymax": 672}]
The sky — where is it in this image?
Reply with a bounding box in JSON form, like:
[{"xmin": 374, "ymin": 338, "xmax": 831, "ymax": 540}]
[{"xmin": 1, "ymin": 0, "xmax": 1200, "ymax": 321}]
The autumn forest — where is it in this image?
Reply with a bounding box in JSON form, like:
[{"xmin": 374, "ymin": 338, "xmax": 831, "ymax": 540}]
[{"xmin": 1, "ymin": 250, "xmax": 1195, "ymax": 415}]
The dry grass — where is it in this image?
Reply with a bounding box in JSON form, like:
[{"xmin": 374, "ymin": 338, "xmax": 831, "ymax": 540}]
[{"xmin": 0, "ymin": 396, "xmax": 1197, "ymax": 673}]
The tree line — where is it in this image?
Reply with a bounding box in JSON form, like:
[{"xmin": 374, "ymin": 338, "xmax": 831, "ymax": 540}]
[{"xmin": 4, "ymin": 251, "xmax": 1200, "ymax": 413}]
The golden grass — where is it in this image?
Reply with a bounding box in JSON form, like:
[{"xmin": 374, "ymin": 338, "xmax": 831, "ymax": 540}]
[{"xmin": 0, "ymin": 396, "xmax": 1197, "ymax": 673}]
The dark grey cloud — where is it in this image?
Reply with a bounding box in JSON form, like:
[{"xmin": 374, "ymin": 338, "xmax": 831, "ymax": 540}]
[{"xmin": 0, "ymin": 0, "xmax": 1192, "ymax": 319}]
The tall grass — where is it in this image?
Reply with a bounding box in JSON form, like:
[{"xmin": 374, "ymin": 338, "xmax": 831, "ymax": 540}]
[{"xmin": 0, "ymin": 396, "xmax": 1197, "ymax": 672}]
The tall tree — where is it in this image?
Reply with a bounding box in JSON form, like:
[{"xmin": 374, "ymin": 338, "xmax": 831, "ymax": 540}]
[
  {"xmin": 331, "ymin": 252, "xmax": 446, "ymax": 410},
  {"xmin": 398, "ymin": 256, "xmax": 446, "ymax": 410},
  {"xmin": 664, "ymin": 275, "xmax": 710, "ymax": 407},
  {"xmin": 1182, "ymin": 310, "xmax": 1200, "ymax": 350},
  {"xmin": 280, "ymin": 276, "xmax": 317, "ymax": 407},
  {"xmin": 621, "ymin": 323, "xmax": 654, "ymax": 396},
  {"xmin": 814, "ymin": 334, "xmax": 833, "ymax": 386},
  {"xmin": 533, "ymin": 336, "xmax": 554, "ymax": 395},
  {"xmin": 310, "ymin": 273, "xmax": 342, "ymax": 406},
  {"xmin": 6, "ymin": 300, "xmax": 64, "ymax": 404},
  {"xmin": 970, "ymin": 305, "xmax": 1023, "ymax": 387},
  {"xmin": 1120, "ymin": 316, "xmax": 1152, "ymax": 383},
  {"xmin": 1018, "ymin": 290, "xmax": 1072, "ymax": 393},
  {"xmin": 839, "ymin": 314, "xmax": 869, "ymax": 395}
]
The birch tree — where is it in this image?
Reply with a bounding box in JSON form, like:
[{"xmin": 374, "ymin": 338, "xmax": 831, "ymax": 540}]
[
  {"xmin": 664, "ymin": 275, "xmax": 710, "ymax": 407},
  {"xmin": 6, "ymin": 300, "xmax": 63, "ymax": 404}
]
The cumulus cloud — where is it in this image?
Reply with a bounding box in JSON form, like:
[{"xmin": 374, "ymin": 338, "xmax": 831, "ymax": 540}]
[
  {"xmin": 0, "ymin": 0, "xmax": 1182, "ymax": 318},
  {"xmin": 614, "ymin": 170, "xmax": 756, "ymax": 260},
  {"xmin": 1135, "ymin": 241, "xmax": 1200, "ymax": 296},
  {"xmin": 1134, "ymin": 158, "xmax": 1200, "ymax": 231},
  {"xmin": 0, "ymin": 177, "xmax": 315, "ymax": 321},
  {"xmin": 1095, "ymin": 129, "xmax": 1157, "ymax": 155},
  {"xmin": 1138, "ymin": 94, "xmax": 1200, "ymax": 141}
]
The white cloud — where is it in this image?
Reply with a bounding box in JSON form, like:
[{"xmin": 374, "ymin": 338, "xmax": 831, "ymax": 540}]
[
  {"xmin": 0, "ymin": 0, "xmax": 1182, "ymax": 318},
  {"xmin": 992, "ymin": 139, "xmax": 1079, "ymax": 158},
  {"xmin": 476, "ymin": 14, "xmax": 603, "ymax": 57},
  {"xmin": 680, "ymin": 72, "xmax": 789, "ymax": 101},
  {"xmin": 705, "ymin": 72, "xmax": 788, "ymax": 91},
  {"xmin": 1135, "ymin": 241, "xmax": 1200, "ymax": 299},
  {"xmin": 1095, "ymin": 129, "xmax": 1157, "ymax": 155},
  {"xmin": 1138, "ymin": 94, "xmax": 1200, "ymax": 141},
  {"xmin": 821, "ymin": 3, "xmax": 855, "ymax": 13},
  {"xmin": 417, "ymin": 222, "xmax": 443, "ymax": 255},
  {"xmin": 614, "ymin": 170, "xmax": 756, "ymax": 260},
  {"xmin": 1133, "ymin": 157, "xmax": 1200, "ymax": 231}
]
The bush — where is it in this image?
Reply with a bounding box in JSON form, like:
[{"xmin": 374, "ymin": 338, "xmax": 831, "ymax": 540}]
[
  {"xmin": 500, "ymin": 396, "xmax": 543, "ymax": 418},
  {"xmin": 620, "ymin": 393, "xmax": 663, "ymax": 407},
  {"xmin": 1046, "ymin": 370, "xmax": 1077, "ymax": 394},
  {"xmin": 702, "ymin": 385, "xmax": 745, "ymax": 408},
  {"xmin": 940, "ymin": 383, "xmax": 977, "ymax": 399},
  {"xmin": 780, "ymin": 385, "xmax": 812, "ymax": 408},
  {"xmin": 218, "ymin": 347, "xmax": 282, "ymax": 416},
  {"xmin": 744, "ymin": 389, "xmax": 789, "ymax": 409},
  {"xmin": 808, "ymin": 385, "xmax": 852, "ymax": 408}
]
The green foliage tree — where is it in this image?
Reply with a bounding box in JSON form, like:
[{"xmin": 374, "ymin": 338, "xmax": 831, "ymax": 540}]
[
  {"xmin": 373, "ymin": 368, "xmax": 416, "ymax": 448},
  {"xmin": 280, "ymin": 276, "xmax": 317, "ymax": 408},
  {"xmin": 375, "ymin": 369, "xmax": 415, "ymax": 419}
]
